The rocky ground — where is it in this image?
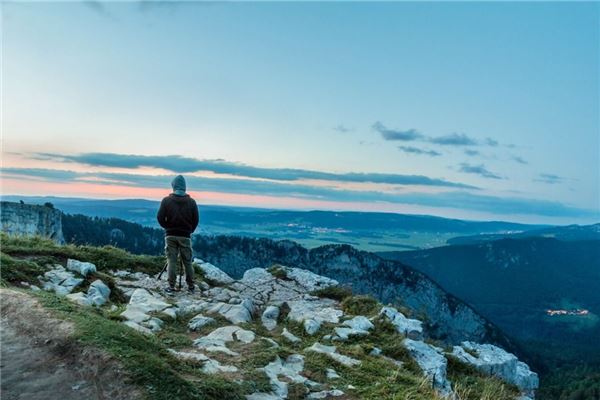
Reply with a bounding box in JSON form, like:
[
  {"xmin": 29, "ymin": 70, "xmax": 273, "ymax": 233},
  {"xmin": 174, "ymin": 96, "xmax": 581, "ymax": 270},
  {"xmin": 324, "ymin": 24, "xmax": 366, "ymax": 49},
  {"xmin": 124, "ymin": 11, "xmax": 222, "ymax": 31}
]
[
  {"xmin": 3, "ymin": 250, "xmax": 537, "ymax": 400},
  {"xmin": 0, "ymin": 235, "xmax": 539, "ymax": 400}
]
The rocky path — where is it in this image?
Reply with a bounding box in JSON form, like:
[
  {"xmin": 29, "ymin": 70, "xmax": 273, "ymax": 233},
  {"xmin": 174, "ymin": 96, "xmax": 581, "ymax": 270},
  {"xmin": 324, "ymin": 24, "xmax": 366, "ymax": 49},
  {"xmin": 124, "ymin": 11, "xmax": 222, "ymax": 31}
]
[{"xmin": 0, "ymin": 289, "xmax": 141, "ymax": 400}]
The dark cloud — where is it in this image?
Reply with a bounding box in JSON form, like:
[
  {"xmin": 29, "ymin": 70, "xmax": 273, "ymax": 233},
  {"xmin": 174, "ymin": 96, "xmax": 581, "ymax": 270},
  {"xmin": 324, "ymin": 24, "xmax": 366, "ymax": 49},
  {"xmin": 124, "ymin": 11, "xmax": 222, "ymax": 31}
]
[
  {"xmin": 535, "ymin": 173, "xmax": 564, "ymax": 184},
  {"xmin": 430, "ymin": 133, "xmax": 478, "ymax": 146},
  {"xmin": 511, "ymin": 155, "xmax": 528, "ymax": 165},
  {"xmin": 458, "ymin": 163, "xmax": 502, "ymax": 179},
  {"xmin": 485, "ymin": 138, "xmax": 499, "ymax": 147},
  {"xmin": 36, "ymin": 152, "xmax": 476, "ymax": 189},
  {"xmin": 464, "ymin": 149, "xmax": 480, "ymax": 157},
  {"xmin": 398, "ymin": 146, "xmax": 441, "ymax": 157},
  {"xmin": 373, "ymin": 122, "xmax": 424, "ymax": 141},
  {"xmin": 2, "ymin": 167, "xmax": 596, "ymax": 218}
]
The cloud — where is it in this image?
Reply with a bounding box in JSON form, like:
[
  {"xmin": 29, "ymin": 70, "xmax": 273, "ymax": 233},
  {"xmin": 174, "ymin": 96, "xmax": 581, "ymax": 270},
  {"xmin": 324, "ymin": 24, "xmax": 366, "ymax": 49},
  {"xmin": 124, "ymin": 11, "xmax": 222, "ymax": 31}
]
[
  {"xmin": 35, "ymin": 152, "xmax": 475, "ymax": 189},
  {"xmin": 485, "ymin": 138, "xmax": 499, "ymax": 147},
  {"xmin": 464, "ymin": 149, "xmax": 480, "ymax": 157},
  {"xmin": 373, "ymin": 122, "xmax": 424, "ymax": 141},
  {"xmin": 458, "ymin": 163, "xmax": 502, "ymax": 179},
  {"xmin": 511, "ymin": 155, "xmax": 528, "ymax": 165},
  {"xmin": 430, "ymin": 133, "xmax": 478, "ymax": 146},
  {"xmin": 333, "ymin": 124, "xmax": 352, "ymax": 133},
  {"xmin": 535, "ymin": 173, "xmax": 564, "ymax": 184},
  {"xmin": 398, "ymin": 146, "xmax": 441, "ymax": 157},
  {"xmin": 2, "ymin": 167, "xmax": 596, "ymax": 218}
]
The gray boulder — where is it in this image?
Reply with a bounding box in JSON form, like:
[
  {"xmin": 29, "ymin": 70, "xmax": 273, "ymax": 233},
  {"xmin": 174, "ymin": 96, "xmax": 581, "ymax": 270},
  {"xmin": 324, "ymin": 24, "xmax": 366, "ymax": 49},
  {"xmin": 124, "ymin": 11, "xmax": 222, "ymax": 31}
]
[
  {"xmin": 66, "ymin": 259, "xmax": 96, "ymax": 276},
  {"xmin": 41, "ymin": 266, "xmax": 83, "ymax": 296},
  {"xmin": 403, "ymin": 339, "xmax": 453, "ymax": 398},
  {"xmin": 193, "ymin": 258, "xmax": 234, "ymax": 285},
  {"xmin": 261, "ymin": 305, "xmax": 280, "ymax": 331},
  {"xmin": 452, "ymin": 342, "xmax": 538, "ymax": 397},
  {"xmin": 188, "ymin": 314, "xmax": 216, "ymax": 331},
  {"xmin": 380, "ymin": 306, "xmax": 424, "ymax": 340}
]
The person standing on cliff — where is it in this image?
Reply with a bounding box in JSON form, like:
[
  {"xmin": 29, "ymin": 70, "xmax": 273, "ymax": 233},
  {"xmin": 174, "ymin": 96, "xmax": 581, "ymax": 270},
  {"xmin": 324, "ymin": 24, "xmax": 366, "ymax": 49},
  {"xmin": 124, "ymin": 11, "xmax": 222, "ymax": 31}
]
[{"xmin": 157, "ymin": 175, "xmax": 199, "ymax": 294}]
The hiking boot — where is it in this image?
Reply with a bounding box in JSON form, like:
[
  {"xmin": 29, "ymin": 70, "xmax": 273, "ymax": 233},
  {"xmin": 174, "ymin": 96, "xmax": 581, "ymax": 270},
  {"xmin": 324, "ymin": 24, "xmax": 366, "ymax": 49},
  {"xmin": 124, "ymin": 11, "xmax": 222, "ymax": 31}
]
[
  {"xmin": 188, "ymin": 286, "xmax": 196, "ymax": 295},
  {"xmin": 165, "ymin": 286, "xmax": 176, "ymax": 295}
]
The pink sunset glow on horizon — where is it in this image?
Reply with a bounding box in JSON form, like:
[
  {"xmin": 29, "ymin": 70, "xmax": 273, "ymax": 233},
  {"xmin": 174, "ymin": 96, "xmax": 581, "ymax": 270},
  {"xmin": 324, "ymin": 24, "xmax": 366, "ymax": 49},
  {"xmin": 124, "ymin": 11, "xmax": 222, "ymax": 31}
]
[{"xmin": 1, "ymin": 176, "xmax": 506, "ymax": 222}]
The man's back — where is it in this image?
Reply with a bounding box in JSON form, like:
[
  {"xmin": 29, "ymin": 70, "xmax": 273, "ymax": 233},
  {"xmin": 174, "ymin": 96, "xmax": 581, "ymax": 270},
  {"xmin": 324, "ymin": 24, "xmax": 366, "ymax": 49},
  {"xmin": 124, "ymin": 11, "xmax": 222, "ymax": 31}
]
[{"xmin": 157, "ymin": 193, "xmax": 199, "ymax": 238}]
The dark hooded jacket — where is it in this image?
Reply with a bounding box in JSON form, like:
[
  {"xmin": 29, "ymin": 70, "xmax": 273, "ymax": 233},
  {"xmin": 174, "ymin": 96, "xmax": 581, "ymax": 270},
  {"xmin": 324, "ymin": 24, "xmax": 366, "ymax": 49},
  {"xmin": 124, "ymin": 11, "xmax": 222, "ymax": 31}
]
[
  {"xmin": 157, "ymin": 176, "xmax": 199, "ymax": 237},
  {"xmin": 157, "ymin": 194, "xmax": 199, "ymax": 237}
]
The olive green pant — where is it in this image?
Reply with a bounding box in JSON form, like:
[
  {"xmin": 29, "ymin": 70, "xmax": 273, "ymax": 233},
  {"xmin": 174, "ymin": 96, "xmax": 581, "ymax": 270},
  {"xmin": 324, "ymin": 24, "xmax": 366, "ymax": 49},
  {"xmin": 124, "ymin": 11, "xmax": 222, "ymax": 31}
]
[{"xmin": 165, "ymin": 236, "xmax": 194, "ymax": 289}]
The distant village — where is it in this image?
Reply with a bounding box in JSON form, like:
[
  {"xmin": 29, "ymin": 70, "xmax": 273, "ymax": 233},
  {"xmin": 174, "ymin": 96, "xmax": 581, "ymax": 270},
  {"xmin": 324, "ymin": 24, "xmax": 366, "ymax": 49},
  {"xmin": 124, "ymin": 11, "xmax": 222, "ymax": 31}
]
[{"xmin": 545, "ymin": 308, "xmax": 589, "ymax": 317}]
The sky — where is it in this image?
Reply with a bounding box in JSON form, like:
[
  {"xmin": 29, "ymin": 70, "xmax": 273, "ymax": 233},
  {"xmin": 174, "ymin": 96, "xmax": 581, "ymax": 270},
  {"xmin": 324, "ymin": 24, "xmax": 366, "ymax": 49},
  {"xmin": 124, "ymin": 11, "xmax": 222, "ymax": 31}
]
[{"xmin": 1, "ymin": 1, "xmax": 599, "ymax": 225}]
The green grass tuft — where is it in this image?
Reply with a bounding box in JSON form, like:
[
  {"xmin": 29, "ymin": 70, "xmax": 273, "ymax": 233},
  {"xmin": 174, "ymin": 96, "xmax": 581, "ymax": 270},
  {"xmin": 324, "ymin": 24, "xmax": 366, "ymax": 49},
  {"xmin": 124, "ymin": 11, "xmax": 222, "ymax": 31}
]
[
  {"xmin": 341, "ymin": 294, "xmax": 380, "ymax": 316},
  {"xmin": 0, "ymin": 252, "xmax": 45, "ymax": 285},
  {"xmin": 33, "ymin": 290, "xmax": 248, "ymax": 400},
  {"xmin": 311, "ymin": 285, "xmax": 353, "ymax": 301}
]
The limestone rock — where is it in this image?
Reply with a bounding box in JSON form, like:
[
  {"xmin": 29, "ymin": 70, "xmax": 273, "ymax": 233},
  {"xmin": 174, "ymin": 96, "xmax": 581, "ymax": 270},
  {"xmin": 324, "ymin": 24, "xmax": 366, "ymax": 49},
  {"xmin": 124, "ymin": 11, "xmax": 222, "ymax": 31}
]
[
  {"xmin": 41, "ymin": 266, "xmax": 83, "ymax": 296},
  {"xmin": 402, "ymin": 339, "xmax": 453, "ymax": 398},
  {"xmin": 334, "ymin": 316, "xmax": 374, "ymax": 340},
  {"xmin": 194, "ymin": 325, "xmax": 255, "ymax": 355},
  {"xmin": 326, "ymin": 368, "xmax": 340, "ymax": 379},
  {"xmin": 452, "ymin": 342, "xmax": 538, "ymax": 397},
  {"xmin": 204, "ymin": 298, "xmax": 255, "ymax": 324},
  {"xmin": 287, "ymin": 299, "xmax": 343, "ymax": 335},
  {"xmin": 194, "ymin": 258, "xmax": 234, "ymax": 285},
  {"xmin": 120, "ymin": 288, "xmax": 175, "ymax": 333},
  {"xmin": 304, "ymin": 319, "xmax": 321, "ymax": 335},
  {"xmin": 306, "ymin": 343, "xmax": 361, "ymax": 367},
  {"xmin": 282, "ymin": 328, "xmax": 301, "ymax": 343},
  {"xmin": 86, "ymin": 280, "xmax": 111, "ymax": 306},
  {"xmin": 308, "ymin": 390, "xmax": 344, "ymax": 399},
  {"xmin": 167, "ymin": 349, "xmax": 209, "ymax": 363},
  {"xmin": 0, "ymin": 201, "xmax": 64, "ymax": 243},
  {"xmin": 188, "ymin": 314, "xmax": 216, "ymax": 331},
  {"xmin": 283, "ymin": 267, "xmax": 339, "ymax": 292},
  {"xmin": 66, "ymin": 259, "xmax": 97, "ymax": 276},
  {"xmin": 258, "ymin": 354, "xmax": 313, "ymax": 398},
  {"xmin": 202, "ymin": 359, "xmax": 239, "ymax": 374},
  {"xmin": 380, "ymin": 306, "xmax": 423, "ymax": 340},
  {"xmin": 261, "ymin": 305, "xmax": 280, "ymax": 331}
]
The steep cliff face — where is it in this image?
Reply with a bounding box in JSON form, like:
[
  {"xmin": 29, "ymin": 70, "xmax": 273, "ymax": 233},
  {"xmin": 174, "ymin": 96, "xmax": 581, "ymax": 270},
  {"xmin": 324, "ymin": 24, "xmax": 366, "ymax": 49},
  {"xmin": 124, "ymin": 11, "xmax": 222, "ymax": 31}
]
[
  {"xmin": 193, "ymin": 235, "xmax": 513, "ymax": 348},
  {"xmin": 0, "ymin": 201, "xmax": 64, "ymax": 244}
]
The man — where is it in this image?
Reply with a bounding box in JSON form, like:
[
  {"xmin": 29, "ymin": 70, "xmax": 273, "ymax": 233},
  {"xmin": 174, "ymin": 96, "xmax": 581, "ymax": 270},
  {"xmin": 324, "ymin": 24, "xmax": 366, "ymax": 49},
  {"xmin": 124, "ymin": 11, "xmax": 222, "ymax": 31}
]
[{"xmin": 157, "ymin": 175, "xmax": 199, "ymax": 294}]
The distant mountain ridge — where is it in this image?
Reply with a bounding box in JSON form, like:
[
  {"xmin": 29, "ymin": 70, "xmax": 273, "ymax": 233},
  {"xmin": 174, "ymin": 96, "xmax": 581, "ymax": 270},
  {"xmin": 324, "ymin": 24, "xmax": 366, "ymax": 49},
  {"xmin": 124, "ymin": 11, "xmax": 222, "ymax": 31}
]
[
  {"xmin": 2, "ymin": 195, "xmax": 548, "ymax": 251},
  {"xmin": 446, "ymin": 223, "xmax": 600, "ymax": 245}
]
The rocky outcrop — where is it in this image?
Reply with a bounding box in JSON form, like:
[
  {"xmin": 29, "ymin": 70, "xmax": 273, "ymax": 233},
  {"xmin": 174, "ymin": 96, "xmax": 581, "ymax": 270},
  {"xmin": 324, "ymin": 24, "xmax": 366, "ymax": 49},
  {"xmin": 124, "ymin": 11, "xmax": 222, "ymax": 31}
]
[
  {"xmin": 1, "ymin": 201, "xmax": 64, "ymax": 243},
  {"xmin": 403, "ymin": 338, "xmax": 453, "ymax": 398},
  {"xmin": 380, "ymin": 306, "xmax": 423, "ymax": 340},
  {"xmin": 43, "ymin": 255, "xmax": 537, "ymax": 399},
  {"xmin": 452, "ymin": 342, "xmax": 539, "ymax": 398},
  {"xmin": 193, "ymin": 235, "xmax": 509, "ymax": 346}
]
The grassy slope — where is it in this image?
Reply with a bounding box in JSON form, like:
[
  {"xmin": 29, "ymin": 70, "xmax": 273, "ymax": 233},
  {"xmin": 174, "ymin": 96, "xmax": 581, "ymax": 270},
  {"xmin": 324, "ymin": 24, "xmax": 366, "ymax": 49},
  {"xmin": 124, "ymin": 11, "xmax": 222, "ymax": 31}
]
[{"xmin": 0, "ymin": 234, "xmax": 519, "ymax": 400}]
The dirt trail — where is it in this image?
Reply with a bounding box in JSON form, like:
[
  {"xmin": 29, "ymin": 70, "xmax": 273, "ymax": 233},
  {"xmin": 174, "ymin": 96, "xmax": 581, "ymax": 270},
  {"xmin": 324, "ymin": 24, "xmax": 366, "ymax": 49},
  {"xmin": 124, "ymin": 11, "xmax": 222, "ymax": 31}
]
[{"xmin": 0, "ymin": 289, "xmax": 141, "ymax": 400}]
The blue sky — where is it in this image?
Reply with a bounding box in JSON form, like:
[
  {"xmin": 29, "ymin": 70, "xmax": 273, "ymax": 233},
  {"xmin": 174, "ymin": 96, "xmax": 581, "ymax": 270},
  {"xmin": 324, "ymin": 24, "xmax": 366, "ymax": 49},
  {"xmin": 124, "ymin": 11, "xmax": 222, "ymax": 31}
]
[{"xmin": 2, "ymin": 1, "xmax": 599, "ymax": 224}]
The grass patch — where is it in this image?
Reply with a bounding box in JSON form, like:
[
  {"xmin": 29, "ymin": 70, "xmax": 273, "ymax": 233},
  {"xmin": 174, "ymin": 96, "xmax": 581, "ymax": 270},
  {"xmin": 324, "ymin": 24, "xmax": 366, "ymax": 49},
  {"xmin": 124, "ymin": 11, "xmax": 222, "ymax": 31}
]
[
  {"xmin": 267, "ymin": 264, "xmax": 288, "ymax": 280},
  {"xmin": 33, "ymin": 290, "xmax": 249, "ymax": 400},
  {"xmin": 0, "ymin": 252, "xmax": 45, "ymax": 285},
  {"xmin": 446, "ymin": 355, "xmax": 520, "ymax": 400},
  {"xmin": 341, "ymin": 295, "xmax": 380, "ymax": 316},
  {"xmin": 310, "ymin": 285, "xmax": 353, "ymax": 301},
  {"xmin": 1, "ymin": 233, "xmax": 164, "ymax": 275}
]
